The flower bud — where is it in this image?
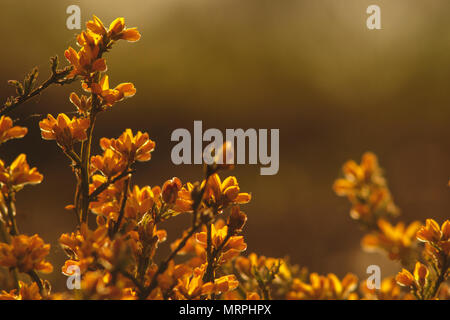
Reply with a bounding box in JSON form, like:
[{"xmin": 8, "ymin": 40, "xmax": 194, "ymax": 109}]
[
  {"xmin": 396, "ymin": 269, "xmax": 414, "ymax": 287},
  {"xmin": 227, "ymin": 206, "xmax": 247, "ymax": 234},
  {"xmin": 162, "ymin": 177, "xmax": 182, "ymax": 204}
]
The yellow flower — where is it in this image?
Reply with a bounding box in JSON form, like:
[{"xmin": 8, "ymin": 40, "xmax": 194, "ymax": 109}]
[
  {"xmin": 361, "ymin": 277, "xmax": 415, "ymax": 300},
  {"xmin": 417, "ymin": 219, "xmax": 448, "ymax": 243},
  {"xmin": 396, "ymin": 262, "xmax": 429, "ymax": 289},
  {"xmin": 156, "ymin": 260, "xmax": 192, "ymax": 292},
  {"xmin": 176, "ymin": 267, "xmax": 207, "ymax": 299},
  {"xmin": 59, "ymin": 223, "xmax": 109, "ymax": 274},
  {"xmin": 202, "ymin": 274, "xmax": 239, "ymax": 295},
  {"xmin": 287, "ymin": 272, "xmax": 358, "ymax": 300},
  {"xmin": 361, "ymin": 219, "xmax": 422, "ymax": 260},
  {"xmin": 417, "ymin": 219, "xmax": 450, "ymax": 256},
  {"xmin": 0, "ymin": 154, "xmax": 43, "ymax": 189},
  {"xmin": 125, "ymin": 185, "xmax": 156, "ymax": 220},
  {"xmin": 333, "ymin": 152, "xmax": 398, "ymax": 223},
  {"xmin": 91, "ymin": 149, "xmax": 127, "ymax": 178},
  {"xmin": 80, "ymin": 270, "xmax": 137, "ymax": 300},
  {"xmin": 201, "ymin": 174, "xmax": 251, "ymax": 211},
  {"xmin": 100, "ymin": 129, "xmax": 155, "ymax": 164},
  {"xmin": 39, "ymin": 113, "xmax": 90, "ymax": 150},
  {"xmin": 87, "ymin": 15, "xmax": 141, "ymax": 42},
  {"xmin": 176, "ymin": 266, "xmax": 238, "ymax": 299},
  {"xmin": 89, "ymin": 174, "xmax": 123, "ymax": 220},
  {"xmin": 69, "ymin": 92, "xmax": 92, "ymax": 114},
  {"xmin": 333, "ymin": 152, "xmax": 380, "ymax": 196},
  {"xmin": 64, "ymin": 46, "xmax": 106, "ymax": 79},
  {"xmin": 162, "ymin": 177, "xmax": 182, "ymax": 204},
  {"xmin": 0, "ymin": 234, "xmax": 53, "ymax": 273},
  {"xmin": 0, "ymin": 116, "xmax": 27, "ymax": 145},
  {"xmin": 175, "ymin": 182, "xmax": 196, "ymax": 212},
  {"xmin": 196, "ymin": 221, "xmax": 247, "ymax": 264},
  {"xmin": 227, "ymin": 206, "xmax": 247, "ymax": 234},
  {"xmin": 84, "ymin": 75, "xmax": 136, "ymax": 107},
  {"xmin": 235, "ymin": 253, "xmax": 292, "ymax": 283},
  {"xmin": 0, "ymin": 281, "xmax": 42, "ymax": 300}
]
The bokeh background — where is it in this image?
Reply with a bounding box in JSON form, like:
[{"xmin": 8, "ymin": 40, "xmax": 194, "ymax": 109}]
[{"xmin": 0, "ymin": 0, "xmax": 449, "ymax": 290}]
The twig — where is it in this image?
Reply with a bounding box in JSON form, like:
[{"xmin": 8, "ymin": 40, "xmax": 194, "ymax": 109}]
[
  {"xmin": 27, "ymin": 270, "xmax": 45, "ymax": 297},
  {"xmin": 0, "ymin": 57, "xmax": 74, "ymax": 117},
  {"xmin": 111, "ymin": 175, "xmax": 132, "ymax": 236},
  {"xmin": 79, "ymin": 110, "xmax": 98, "ymax": 224},
  {"xmin": 89, "ymin": 169, "xmax": 135, "ymax": 202}
]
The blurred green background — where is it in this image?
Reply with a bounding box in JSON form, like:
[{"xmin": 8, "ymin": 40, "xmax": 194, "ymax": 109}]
[{"xmin": 0, "ymin": 0, "xmax": 449, "ymax": 290}]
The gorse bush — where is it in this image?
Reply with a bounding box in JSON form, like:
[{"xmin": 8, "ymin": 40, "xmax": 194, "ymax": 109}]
[{"xmin": 0, "ymin": 16, "xmax": 448, "ymax": 300}]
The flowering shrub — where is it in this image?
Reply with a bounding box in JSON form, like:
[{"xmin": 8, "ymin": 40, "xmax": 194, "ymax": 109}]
[{"xmin": 0, "ymin": 16, "xmax": 448, "ymax": 300}]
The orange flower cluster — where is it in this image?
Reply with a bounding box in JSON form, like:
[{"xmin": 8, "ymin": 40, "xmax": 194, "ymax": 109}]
[
  {"xmin": 175, "ymin": 174, "xmax": 251, "ymax": 213},
  {"xmin": 0, "ymin": 235, "xmax": 52, "ymax": 273},
  {"xmin": 334, "ymin": 153, "xmax": 449, "ymax": 300},
  {"xmin": 0, "ymin": 115, "xmax": 48, "ymax": 297},
  {"xmin": 0, "ymin": 154, "xmax": 43, "ymax": 191},
  {"xmin": 361, "ymin": 219, "xmax": 422, "ymax": 261},
  {"xmin": 1, "ymin": 15, "xmax": 448, "ymax": 301},
  {"xmin": 39, "ymin": 114, "xmax": 90, "ymax": 150},
  {"xmin": 100, "ymin": 129, "xmax": 155, "ymax": 165},
  {"xmin": 395, "ymin": 219, "xmax": 449, "ymax": 299},
  {"xmin": 287, "ymin": 273, "xmax": 358, "ymax": 300},
  {"xmin": 0, "ymin": 281, "xmax": 42, "ymax": 300},
  {"xmin": 333, "ymin": 152, "xmax": 398, "ymax": 224},
  {"xmin": 334, "ymin": 153, "xmax": 421, "ymax": 266}
]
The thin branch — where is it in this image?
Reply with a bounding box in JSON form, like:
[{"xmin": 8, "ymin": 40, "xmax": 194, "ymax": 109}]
[
  {"xmin": 79, "ymin": 110, "xmax": 98, "ymax": 224},
  {"xmin": 0, "ymin": 57, "xmax": 74, "ymax": 117},
  {"xmin": 111, "ymin": 175, "xmax": 132, "ymax": 236},
  {"xmin": 27, "ymin": 270, "xmax": 45, "ymax": 297},
  {"xmin": 89, "ymin": 169, "xmax": 135, "ymax": 202}
]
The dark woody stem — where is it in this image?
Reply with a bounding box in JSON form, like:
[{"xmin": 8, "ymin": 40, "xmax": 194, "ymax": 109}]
[
  {"xmin": 89, "ymin": 169, "xmax": 135, "ymax": 202},
  {"xmin": 111, "ymin": 174, "xmax": 132, "ymax": 236},
  {"xmin": 6, "ymin": 193, "xmax": 19, "ymax": 236},
  {"xmin": 28, "ymin": 271, "xmax": 45, "ymax": 296},
  {"xmin": 203, "ymin": 223, "xmax": 214, "ymax": 283},
  {"xmin": 203, "ymin": 229, "xmax": 232, "ymax": 289},
  {"xmin": 77, "ymin": 38, "xmax": 109, "ymax": 225}
]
